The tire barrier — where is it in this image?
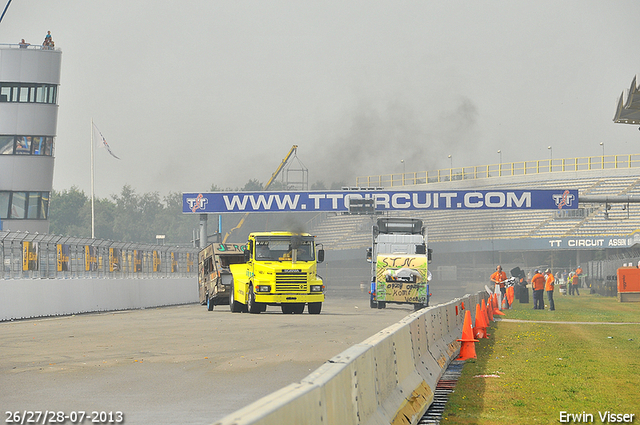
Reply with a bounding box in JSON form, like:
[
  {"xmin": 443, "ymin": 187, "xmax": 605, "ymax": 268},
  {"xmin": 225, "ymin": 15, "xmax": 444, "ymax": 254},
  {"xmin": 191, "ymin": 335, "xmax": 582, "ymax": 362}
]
[
  {"xmin": 0, "ymin": 277, "xmax": 198, "ymax": 321},
  {"xmin": 214, "ymin": 292, "xmax": 488, "ymax": 425}
]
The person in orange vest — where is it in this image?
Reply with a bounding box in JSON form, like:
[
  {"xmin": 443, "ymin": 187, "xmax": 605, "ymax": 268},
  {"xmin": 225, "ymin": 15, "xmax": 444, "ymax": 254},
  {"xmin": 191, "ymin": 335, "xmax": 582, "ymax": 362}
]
[
  {"xmin": 531, "ymin": 269, "xmax": 545, "ymax": 309},
  {"xmin": 570, "ymin": 271, "xmax": 580, "ymax": 296},
  {"xmin": 490, "ymin": 265, "xmax": 508, "ymax": 306},
  {"xmin": 575, "ymin": 266, "xmax": 583, "ymax": 289},
  {"xmin": 544, "ymin": 268, "xmax": 555, "ymax": 311}
]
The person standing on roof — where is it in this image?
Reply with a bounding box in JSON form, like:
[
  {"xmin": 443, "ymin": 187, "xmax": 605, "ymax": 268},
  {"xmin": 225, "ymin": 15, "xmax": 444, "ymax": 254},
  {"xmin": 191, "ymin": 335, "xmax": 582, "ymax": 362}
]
[
  {"xmin": 544, "ymin": 268, "xmax": 555, "ymax": 311},
  {"xmin": 491, "ymin": 265, "xmax": 508, "ymax": 306},
  {"xmin": 531, "ymin": 269, "xmax": 545, "ymax": 310}
]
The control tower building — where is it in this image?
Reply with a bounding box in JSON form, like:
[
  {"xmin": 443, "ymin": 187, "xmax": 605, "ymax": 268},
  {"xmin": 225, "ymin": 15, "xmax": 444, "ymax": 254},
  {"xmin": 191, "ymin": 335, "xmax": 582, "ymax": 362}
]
[{"xmin": 0, "ymin": 43, "xmax": 61, "ymax": 233}]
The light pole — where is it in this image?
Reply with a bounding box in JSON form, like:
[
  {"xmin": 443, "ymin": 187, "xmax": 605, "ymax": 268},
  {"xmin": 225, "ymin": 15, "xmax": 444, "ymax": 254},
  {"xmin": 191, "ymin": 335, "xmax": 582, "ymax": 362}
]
[
  {"xmin": 548, "ymin": 146, "xmax": 552, "ymax": 171},
  {"xmin": 400, "ymin": 159, "xmax": 405, "ymax": 174},
  {"xmin": 600, "ymin": 142, "xmax": 604, "ymax": 168},
  {"xmin": 448, "ymin": 154, "xmax": 452, "ymax": 169},
  {"xmin": 497, "ymin": 150, "xmax": 502, "ymax": 176}
]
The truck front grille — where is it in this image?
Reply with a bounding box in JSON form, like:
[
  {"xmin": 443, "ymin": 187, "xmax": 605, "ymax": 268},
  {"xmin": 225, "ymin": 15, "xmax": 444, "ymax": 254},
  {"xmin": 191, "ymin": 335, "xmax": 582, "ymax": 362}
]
[{"xmin": 275, "ymin": 272, "xmax": 307, "ymax": 292}]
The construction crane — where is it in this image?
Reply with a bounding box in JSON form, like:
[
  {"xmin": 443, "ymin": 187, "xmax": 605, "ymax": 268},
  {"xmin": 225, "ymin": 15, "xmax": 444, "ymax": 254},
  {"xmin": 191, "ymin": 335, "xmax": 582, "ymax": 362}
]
[{"xmin": 222, "ymin": 145, "xmax": 299, "ymax": 243}]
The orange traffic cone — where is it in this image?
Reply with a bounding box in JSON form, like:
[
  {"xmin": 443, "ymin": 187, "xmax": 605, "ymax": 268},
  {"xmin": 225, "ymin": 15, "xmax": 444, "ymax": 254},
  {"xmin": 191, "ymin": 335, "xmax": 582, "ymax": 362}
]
[
  {"xmin": 474, "ymin": 303, "xmax": 487, "ymax": 338},
  {"xmin": 487, "ymin": 298, "xmax": 495, "ymax": 322},
  {"xmin": 507, "ymin": 286, "xmax": 515, "ymax": 308},
  {"xmin": 457, "ymin": 309, "xmax": 479, "ymax": 360},
  {"xmin": 492, "ymin": 293, "xmax": 505, "ymax": 316},
  {"xmin": 482, "ymin": 299, "xmax": 490, "ymax": 325}
]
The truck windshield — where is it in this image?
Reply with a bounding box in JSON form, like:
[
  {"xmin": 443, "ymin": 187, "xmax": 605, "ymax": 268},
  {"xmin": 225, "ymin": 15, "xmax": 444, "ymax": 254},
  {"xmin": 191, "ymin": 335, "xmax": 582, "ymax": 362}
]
[{"xmin": 255, "ymin": 236, "xmax": 315, "ymax": 261}]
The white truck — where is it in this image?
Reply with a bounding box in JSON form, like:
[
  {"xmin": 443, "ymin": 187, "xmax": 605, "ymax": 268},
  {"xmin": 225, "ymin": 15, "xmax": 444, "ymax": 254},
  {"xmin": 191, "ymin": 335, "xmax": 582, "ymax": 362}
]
[{"xmin": 367, "ymin": 217, "xmax": 432, "ymax": 310}]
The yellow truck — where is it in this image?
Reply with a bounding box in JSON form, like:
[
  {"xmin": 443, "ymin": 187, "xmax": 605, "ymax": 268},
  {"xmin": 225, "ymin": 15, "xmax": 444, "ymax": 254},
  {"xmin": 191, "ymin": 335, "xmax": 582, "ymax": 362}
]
[
  {"xmin": 229, "ymin": 231, "xmax": 325, "ymax": 314},
  {"xmin": 198, "ymin": 243, "xmax": 247, "ymax": 311}
]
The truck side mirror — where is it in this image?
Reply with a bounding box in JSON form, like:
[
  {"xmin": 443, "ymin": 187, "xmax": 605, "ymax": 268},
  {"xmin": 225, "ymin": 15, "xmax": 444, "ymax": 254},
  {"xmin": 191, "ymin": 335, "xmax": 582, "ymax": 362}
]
[
  {"xmin": 428, "ymin": 248, "xmax": 433, "ymax": 263},
  {"xmin": 317, "ymin": 249, "xmax": 325, "ymax": 263},
  {"xmin": 366, "ymin": 247, "xmax": 372, "ymax": 262}
]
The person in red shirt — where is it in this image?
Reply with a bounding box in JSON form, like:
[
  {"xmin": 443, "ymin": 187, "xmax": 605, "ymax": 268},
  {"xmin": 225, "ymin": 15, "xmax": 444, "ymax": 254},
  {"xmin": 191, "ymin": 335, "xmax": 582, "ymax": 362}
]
[
  {"xmin": 531, "ymin": 269, "xmax": 545, "ymax": 309},
  {"xmin": 490, "ymin": 265, "xmax": 508, "ymax": 305},
  {"xmin": 544, "ymin": 269, "xmax": 555, "ymax": 311}
]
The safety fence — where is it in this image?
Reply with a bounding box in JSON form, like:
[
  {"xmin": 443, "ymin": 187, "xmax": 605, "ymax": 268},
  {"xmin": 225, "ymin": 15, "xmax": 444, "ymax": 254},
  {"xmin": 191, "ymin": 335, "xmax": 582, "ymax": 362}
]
[
  {"xmin": 0, "ymin": 230, "xmax": 198, "ymax": 280},
  {"xmin": 356, "ymin": 154, "xmax": 640, "ymax": 187},
  {"xmin": 214, "ymin": 292, "xmax": 487, "ymax": 425}
]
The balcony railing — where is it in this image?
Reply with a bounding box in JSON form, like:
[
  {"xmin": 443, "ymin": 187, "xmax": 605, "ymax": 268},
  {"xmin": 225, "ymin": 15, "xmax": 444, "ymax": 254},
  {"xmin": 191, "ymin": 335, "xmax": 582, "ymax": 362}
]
[{"xmin": 356, "ymin": 154, "xmax": 640, "ymax": 188}]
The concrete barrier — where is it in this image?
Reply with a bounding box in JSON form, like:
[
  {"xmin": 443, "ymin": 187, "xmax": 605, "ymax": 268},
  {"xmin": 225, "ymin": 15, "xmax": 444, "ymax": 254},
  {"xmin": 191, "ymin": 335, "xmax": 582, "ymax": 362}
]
[
  {"xmin": 0, "ymin": 277, "xmax": 198, "ymax": 321},
  {"xmin": 214, "ymin": 292, "xmax": 488, "ymax": 425}
]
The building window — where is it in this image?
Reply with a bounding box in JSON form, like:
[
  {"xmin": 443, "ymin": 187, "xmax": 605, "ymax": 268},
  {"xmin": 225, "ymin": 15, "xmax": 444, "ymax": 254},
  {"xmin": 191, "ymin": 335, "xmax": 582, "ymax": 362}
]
[
  {"xmin": 0, "ymin": 135, "xmax": 54, "ymax": 156},
  {"xmin": 10, "ymin": 192, "xmax": 26, "ymax": 219},
  {"xmin": 0, "ymin": 191, "xmax": 50, "ymax": 220},
  {"xmin": 0, "ymin": 135, "xmax": 13, "ymax": 154},
  {"xmin": 0, "ymin": 192, "xmax": 9, "ymax": 219},
  {"xmin": 0, "ymin": 83, "xmax": 58, "ymax": 104}
]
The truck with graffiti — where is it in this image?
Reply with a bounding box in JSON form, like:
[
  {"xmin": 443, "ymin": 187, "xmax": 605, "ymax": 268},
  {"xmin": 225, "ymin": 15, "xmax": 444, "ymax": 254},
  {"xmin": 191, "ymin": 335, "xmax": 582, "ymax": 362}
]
[
  {"xmin": 367, "ymin": 217, "xmax": 432, "ymax": 310},
  {"xmin": 198, "ymin": 243, "xmax": 247, "ymax": 311},
  {"xmin": 229, "ymin": 231, "xmax": 325, "ymax": 314}
]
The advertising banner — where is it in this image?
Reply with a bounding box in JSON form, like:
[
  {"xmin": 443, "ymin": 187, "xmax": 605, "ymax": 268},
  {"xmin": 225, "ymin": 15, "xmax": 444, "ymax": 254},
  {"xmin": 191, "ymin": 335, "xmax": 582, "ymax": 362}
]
[
  {"xmin": 183, "ymin": 189, "xmax": 578, "ymax": 214},
  {"xmin": 375, "ymin": 255, "xmax": 428, "ymax": 304},
  {"xmin": 22, "ymin": 241, "xmax": 38, "ymax": 271},
  {"xmin": 171, "ymin": 252, "xmax": 178, "ymax": 273},
  {"xmin": 134, "ymin": 250, "xmax": 143, "ymax": 272},
  {"xmin": 57, "ymin": 244, "xmax": 70, "ymax": 271},
  {"xmin": 153, "ymin": 250, "xmax": 161, "ymax": 272},
  {"xmin": 109, "ymin": 248, "xmax": 121, "ymax": 272},
  {"xmin": 85, "ymin": 246, "xmax": 97, "ymax": 271}
]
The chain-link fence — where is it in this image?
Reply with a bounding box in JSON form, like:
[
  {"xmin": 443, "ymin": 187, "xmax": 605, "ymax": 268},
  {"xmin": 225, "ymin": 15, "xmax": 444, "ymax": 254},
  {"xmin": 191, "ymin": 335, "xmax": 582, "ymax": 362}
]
[{"xmin": 0, "ymin": 230, "xmax": 198, "ymax": 279}]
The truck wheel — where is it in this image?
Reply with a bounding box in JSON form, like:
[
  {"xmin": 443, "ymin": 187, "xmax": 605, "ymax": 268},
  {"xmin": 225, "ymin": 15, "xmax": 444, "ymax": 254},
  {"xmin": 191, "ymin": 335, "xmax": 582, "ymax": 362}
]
[
  {"xmin": 413, "ymin": 303, "xmax": 425, "ymax": 311},
  {"xmin": 377, "ymin": 301, "xmax": 386, "ymax": 309},
  {"xmin": 308, "ymin": 302, "xmax": 322, "ymax": 314},
  {"xmin": 207, "ymin": 296, "xmax": 215, "ymax": 311},
  {"xmin": 281, "ymin": 304, "xmax": 294, "ymax": 314},
  {"xmin": 247, "ymin": 286, "xmax": 262, "ymax": 314},
  {"xmin": 369, "ymin": 299, "xmax": 377, "ymax": 309},
  {"xmin": 229, "ymin": 283, "xmax": 242, "ymax": 313},
  {"xmin": 293, "ymin": 303, "xmax": 305, "ymax": 314}
]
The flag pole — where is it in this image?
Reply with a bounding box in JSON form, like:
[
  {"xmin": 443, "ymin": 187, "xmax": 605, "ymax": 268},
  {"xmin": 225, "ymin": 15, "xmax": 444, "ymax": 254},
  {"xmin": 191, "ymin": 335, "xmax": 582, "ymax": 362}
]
[{"xmin": 90, "ymin": 118, "xmax": 95, "ymax": 239}]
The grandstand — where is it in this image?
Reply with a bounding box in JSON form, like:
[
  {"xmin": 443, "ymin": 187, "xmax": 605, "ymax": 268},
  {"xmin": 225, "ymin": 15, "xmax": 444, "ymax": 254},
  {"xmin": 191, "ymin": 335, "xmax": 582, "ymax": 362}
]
[{"xmin": 311, "ymin": 166, "xmax": 640, "ymax": 253}]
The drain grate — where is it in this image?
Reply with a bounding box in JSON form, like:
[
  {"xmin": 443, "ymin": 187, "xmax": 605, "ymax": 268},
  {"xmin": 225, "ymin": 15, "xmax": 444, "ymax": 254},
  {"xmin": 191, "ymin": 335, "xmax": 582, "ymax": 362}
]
[{"xmin": 418, "ymin": 360, "xmax": 465, "ymax": 424}]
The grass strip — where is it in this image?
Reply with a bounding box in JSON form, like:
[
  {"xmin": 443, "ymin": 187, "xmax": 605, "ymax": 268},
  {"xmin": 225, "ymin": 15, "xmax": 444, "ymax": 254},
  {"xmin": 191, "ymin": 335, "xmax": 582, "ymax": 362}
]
[{"xmin": 442, "ymin": 293, "xmax": 640, "ymax": 424}]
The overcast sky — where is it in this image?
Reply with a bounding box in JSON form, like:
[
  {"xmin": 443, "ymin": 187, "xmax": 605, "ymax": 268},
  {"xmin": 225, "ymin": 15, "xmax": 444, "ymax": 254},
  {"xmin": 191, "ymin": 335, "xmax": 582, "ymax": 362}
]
[{"xmin": 2, "ymin": 1, "xmax": 639, "ymax": 198}]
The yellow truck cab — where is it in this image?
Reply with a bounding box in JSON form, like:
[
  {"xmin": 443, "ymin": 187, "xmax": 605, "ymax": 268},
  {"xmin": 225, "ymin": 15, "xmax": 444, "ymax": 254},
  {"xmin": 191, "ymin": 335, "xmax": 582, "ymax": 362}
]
[{"xmin": 229, "ymin": 231, "xmax": 325, "ymax": 314}]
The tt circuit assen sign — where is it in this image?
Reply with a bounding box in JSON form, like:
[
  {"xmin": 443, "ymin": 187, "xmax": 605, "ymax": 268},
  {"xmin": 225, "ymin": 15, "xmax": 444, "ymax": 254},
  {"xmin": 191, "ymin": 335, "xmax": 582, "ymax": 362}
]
[{"xmin": 182, "ymin": 189, "xmax": 578, "ymax": 214}]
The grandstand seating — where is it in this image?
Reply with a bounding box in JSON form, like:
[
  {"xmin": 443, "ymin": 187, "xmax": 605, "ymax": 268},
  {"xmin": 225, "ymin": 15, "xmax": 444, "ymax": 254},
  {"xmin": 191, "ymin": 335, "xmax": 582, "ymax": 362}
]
[{"xmin": 312, "ymin": 172, "xmax": 640, "ymax": 250}]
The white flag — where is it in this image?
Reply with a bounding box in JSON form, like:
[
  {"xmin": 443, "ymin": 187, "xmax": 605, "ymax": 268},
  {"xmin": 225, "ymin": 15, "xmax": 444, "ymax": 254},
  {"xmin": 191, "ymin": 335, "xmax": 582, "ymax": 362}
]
[{"xmin": 93, "ymin": 122, "xmax": 120, "ymax": 159}]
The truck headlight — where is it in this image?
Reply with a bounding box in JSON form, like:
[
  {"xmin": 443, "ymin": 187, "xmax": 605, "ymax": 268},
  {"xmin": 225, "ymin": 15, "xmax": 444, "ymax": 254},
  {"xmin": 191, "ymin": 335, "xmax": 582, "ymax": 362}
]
[
  {"xmin": 256, "ymin": 285, "xmax": 271, "ymax": 292},
  {"xmin": 310, "ymin": 285, "xmax": 323, "ymax": 292}
]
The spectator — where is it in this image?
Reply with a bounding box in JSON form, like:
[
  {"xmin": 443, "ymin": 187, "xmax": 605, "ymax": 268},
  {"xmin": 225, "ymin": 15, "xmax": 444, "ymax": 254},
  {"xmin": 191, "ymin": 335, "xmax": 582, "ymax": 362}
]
[
  {"xmin": 531, "ymin": 269, "xmax": 545, "ymax": 310},
  {"xmin": 19, "ymin": 39, "xmax": 30, "ymax": 48},
  {"xmin": 575, "ymin": 266, "xmax": 583, "ymax": 287},
  {"xmin": 544, "ymin": 268, "xmax": 555, "ymax": 311},
  {"xmin": 42, "ymin": 31, "xmax": 53, "ymax": 49},
  {"xmin": 490, "ymin": 265, "xmax": 508, "ymax": 306},
  {"xmin": 570, "ymin": 272, "xmax": 580, "ymax": 296}
]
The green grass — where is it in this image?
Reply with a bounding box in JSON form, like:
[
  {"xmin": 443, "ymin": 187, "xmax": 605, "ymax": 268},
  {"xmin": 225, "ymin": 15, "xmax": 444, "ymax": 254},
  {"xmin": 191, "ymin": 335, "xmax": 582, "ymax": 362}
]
[{"xmin": 442, "ymin": 294, "xmax": 640, "ymax": 424}]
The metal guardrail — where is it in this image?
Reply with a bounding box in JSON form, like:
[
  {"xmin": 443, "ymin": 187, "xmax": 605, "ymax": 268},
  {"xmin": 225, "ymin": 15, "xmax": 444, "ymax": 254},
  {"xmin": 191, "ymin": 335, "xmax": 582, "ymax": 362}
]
[
  {"xmin": 0, "ymin": 230, "xmax": 198, "ymax": 280},
  {"xmin": 0, "ymin": 43, "xmax": 60, "ymax": 51},
  {"xmin": 356, "ymin": 154, "xmax": 640, "ymax": 187}
]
